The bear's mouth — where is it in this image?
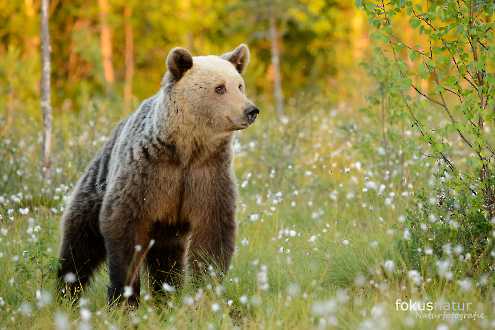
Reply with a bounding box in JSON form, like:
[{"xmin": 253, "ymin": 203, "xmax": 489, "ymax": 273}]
[{"xmin": 226, "ymin": 116, "xmax": 250, "ymax": 130}]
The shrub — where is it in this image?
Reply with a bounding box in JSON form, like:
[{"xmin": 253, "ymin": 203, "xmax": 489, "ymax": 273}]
[{"xmin": 359, "ymin": 0, "xmax": 495, "ymax": 276}]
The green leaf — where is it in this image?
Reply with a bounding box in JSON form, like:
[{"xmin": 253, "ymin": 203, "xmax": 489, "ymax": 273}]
[
  {"xmin": 418, "ymin": 62, "xmax": 429, "ymax": 79},
  {"xmin": 408, "ymin": 49, "xmax": 419, "ymax": 62},
  {"xmin": 410, "ymin": 17, "xmax": 421, "ymax": 29}
]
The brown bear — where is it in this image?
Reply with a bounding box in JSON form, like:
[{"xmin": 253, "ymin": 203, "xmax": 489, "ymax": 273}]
[{"xmin": 57, "ymin": 44, "xmax": 259, "ymax": 306}]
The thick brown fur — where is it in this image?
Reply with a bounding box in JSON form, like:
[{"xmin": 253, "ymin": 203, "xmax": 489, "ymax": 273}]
[{"xmin": 57, "ymin": 44, "xmax": 259, "ymax": 306}]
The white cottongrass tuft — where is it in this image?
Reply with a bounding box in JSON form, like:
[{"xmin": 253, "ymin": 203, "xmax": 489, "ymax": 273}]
[
  {"xmin": 287, "ymin": 283, "xmax": 300, "ymax": 297},
  {"xmin": 383, "ymin": 260, "xmax": 395, "ymax": 274},
  {"xmin": 257, "ymin": 265, "xmax": 269, "ymax": 291},
  {"xmin": 162, "ymin": 282, "xmax": 176, "ymax": 293},
  {"xmin": 63, "ymin": 272, "xmax": 76, "ymax": 283},
  {"xmin": 123, "ymin": 286, "xmax": 133, "ymax": 298},
  {"xmin": 54, "ymin": 311, "xmax": 69, "ymax": 330},
  {"xmin": 311, "ymin": 299, "xmax": 337, "ymax": 316},
  {"xmin": 407, "ymin": 270, "xmax": 422, "ymax": 286},
  {"xmin": 249, "ymin": 213, "xmax": 260, "ymax": 222},
  {"xmin": 436, "ymin": 260, "xmax": 453, "ymax": 280},
  {"xmin": 457, "ymin": 278, "xmax": 472, "ymax": 292},
  {"xmin": 36, "ymin": 289, "xmax": 52, "ymax": 307},
  {"xmin": 183, "ymin": 295, "xmax": 194, "ymax": 305},
  {"xmin": 80, "ymin": 308, "xmax": 91, "ymax": 321},
  {"xmin": 19, "ymin": 302, "xmax": 32, "ymax": 316},
  {"xmin": 211, "ymin": 303, "xmax": 220, "ymax": 312},
  {"xmin": 354, "ymin": 274, "xmax": 366, "ymax": 287}
]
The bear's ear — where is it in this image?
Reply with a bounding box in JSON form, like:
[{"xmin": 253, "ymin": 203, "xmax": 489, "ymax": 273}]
[
  {"xmin": 166, "ymin": 47, "xmax": 193, "ymax": 80},
  {"xmin": 222, "ymin": 44, "xmax": 250, "ymax": 74}
]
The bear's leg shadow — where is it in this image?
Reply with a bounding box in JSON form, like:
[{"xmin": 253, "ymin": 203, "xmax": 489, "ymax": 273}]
[
  {"xmin": 100, "ymin": 200, "xmax": 149, "ymax": 307},
  {"xmin": 57, "ymin": 190, "xmax": 106, "ymax": 301},
  {"xmin": 145, "ymin": 222, "xmax": 189, "ymax": 296}
]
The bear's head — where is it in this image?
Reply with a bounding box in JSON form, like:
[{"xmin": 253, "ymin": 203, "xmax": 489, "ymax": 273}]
[{"xmin": 163, "ymin": 44, "xmax": 259, "ymax": 133}]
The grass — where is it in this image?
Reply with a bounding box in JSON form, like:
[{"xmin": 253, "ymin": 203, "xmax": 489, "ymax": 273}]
[{"xmin": 0, "ymin": 98, "xmax": 493, "ymax": 329}]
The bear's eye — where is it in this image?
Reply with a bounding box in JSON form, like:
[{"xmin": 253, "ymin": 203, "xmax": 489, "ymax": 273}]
[
  {"xmin": 215, "ymin": 84, "xmax": 227, "ymax": 95},
  {"xmin": 238, "ymin": 84, "xmax": 243, "ymax": 91}
]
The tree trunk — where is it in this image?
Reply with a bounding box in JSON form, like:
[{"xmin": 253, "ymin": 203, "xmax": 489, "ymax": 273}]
[
  {"xmin": 24, "ymin": 0, "xmax": 38, "ymax": 57},
  {"xmin": 123, "ymin": 5, "xmax": 134, "ymax": 111},
  {"xmin": 98, "ymin": 0, "xmax": 115, "ymax": 86},
  {"xmin": 481, "ymin": 163, "xmax": 495, "ymax": 220},
  {"xmin": 269, "ymin": 15, "xmax": 285, "ymax": 120},
  {"xmin": 40, "ymin": 0, "xmax": 52, "ymax": 178}
]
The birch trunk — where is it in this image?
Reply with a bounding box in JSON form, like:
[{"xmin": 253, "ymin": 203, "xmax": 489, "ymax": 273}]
[{"xmin": 40, "ymin": 0, "xmax": 52, "ymax": 177}]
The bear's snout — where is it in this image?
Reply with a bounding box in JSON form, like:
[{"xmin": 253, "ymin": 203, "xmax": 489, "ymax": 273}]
[{"xmin": 244, "ymin": 105, "xmax": 260, "ymax": 124}]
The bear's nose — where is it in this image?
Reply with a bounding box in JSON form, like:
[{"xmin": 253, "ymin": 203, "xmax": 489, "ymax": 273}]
[{"xmin": 244, "ymin": 106, "xmax": 260, "ymax": 124}]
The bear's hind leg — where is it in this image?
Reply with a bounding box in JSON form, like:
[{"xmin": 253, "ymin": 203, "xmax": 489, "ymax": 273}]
[
  {"xmin": 57, "ymin": 195, "xmax": 106, "ymax": 300},
  {"xmin": 146, "ymin": 222, "xmax": 190, "ymax": 296}
]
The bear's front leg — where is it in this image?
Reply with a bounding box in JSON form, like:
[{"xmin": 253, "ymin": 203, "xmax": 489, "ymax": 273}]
[
  {"xmin": 146, "ymin": 222, "xmax": 190, "ymax": 296},
  {"xmin": 187, "ymin": 171, "xmax": 237, "ymax": 282},
  {"xmin": 100, "ymin": 195, "xmax": 149, "ymax": 307}
]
